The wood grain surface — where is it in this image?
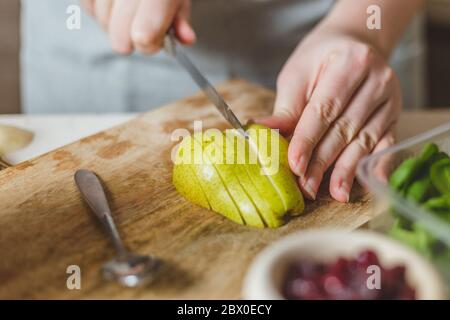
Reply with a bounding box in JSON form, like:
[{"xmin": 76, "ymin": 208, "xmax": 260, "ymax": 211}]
[{"xmin": 0, "ymin": 79, "xmax": 390, "ymax": 299}]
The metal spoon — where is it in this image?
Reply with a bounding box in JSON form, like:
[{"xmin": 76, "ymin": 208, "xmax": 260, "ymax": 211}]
[{"xmin": 74, "ymin": 169, "xmax": 162, "ymax": 287}]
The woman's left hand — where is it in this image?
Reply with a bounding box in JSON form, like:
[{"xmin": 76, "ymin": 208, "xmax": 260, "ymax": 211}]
[{"xmin": 256, "ymin": 30, "xmax": 402, "ymax": 202}]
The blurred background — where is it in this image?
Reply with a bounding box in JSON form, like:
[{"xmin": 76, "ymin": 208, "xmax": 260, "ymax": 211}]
[
  {"xmin": 1, "ymin": 0, "xmax": 450, "ymax": 114},
  {"xmin": 0, "ymin": 0, "xmax": 20, "ymax": 114}
]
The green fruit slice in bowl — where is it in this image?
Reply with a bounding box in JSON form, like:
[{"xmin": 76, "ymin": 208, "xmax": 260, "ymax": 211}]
[{"xmin": 172, "ymin": 124, "xmax": 305, "ymax": 228}]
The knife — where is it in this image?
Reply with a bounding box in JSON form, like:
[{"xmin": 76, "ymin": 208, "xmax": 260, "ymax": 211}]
[{"xmin": 164, "ymin": 30, "xmax": 248, "ymax": 138}]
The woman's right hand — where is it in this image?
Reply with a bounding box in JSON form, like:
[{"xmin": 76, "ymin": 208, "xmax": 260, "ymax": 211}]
[{"xmin": 81, "ymin": 0, "xmax": 195, "ymax": 55}]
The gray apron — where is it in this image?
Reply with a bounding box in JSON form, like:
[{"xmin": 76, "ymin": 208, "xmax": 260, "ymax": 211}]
[{"xmin": 21, "ymin": 0, "xmax": 425, "ymax": 113}]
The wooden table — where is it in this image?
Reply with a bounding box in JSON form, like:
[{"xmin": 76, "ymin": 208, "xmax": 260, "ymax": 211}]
[{"xmin": 0, "ymin": 80, "xmax": 449, "ymax": 299}]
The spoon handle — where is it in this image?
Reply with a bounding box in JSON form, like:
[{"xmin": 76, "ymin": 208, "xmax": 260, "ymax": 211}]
[{"xmin": 74, "ymin": 169, "xmax": 127, "ymax": 255}]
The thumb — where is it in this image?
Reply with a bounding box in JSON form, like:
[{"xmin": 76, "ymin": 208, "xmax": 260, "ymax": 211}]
[
  {"xmin": 253, "ymin": 112, "xmax": 297, "ymax": 138},
  {"xmin": 253, "ymin": 74, "xmax": 308, "ymax": 137}
]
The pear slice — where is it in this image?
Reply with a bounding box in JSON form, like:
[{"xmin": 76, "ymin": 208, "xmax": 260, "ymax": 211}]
[
  {"xmin": 234, "ymin": 167, "xmax": 284, "ymax": 228},
  {"xmin": 226, "ymin": 130, "xmax": 286, "ymax": 218},
  {"xmin": 245, "ymin": 124, "xmax": 304, "ymax": 216},
  {"xmin": 173, "ymin": 136, "xmax": 210, "ymax": 209},
  {"xmin": 173, "ymin": 165, "xmax": 211, "ymax": 209},
  {"xmin": 173, "ymin": 134, "xmax": 244, "ymax": 225},
  {"xmin": 0, "ymin": 125, "xmax": 33, "ymax": 156},
  {"xmin": 222, "ymin": 132, "xmax": 284, "ymax": 227},
  {"xmin": 205, "ymin": 131, "xmax": 265, "ymax": 228},
  {"xmin": 245, "ymin": 163, "xmax": 287, "ymax": 217}
]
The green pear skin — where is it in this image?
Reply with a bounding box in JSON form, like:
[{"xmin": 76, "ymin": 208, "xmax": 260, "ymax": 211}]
[
  {"xmin": 172, "ymin": 124, "xmax": 305, "ymax": 228},
  {"xmin": 174, "ymin": 134, "xmax": 243, "ymax": 225},
  {"xmin": 202, "ymin": 130, "xmax": 265, "ymax": 228}
]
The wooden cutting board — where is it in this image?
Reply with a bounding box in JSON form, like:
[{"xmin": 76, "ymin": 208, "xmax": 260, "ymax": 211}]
[{"xmin": 0, "ymin": 80, "xmax": 377, "ymax": 299}]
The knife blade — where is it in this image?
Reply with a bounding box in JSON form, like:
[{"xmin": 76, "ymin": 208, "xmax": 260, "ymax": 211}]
[{"xmin": 164, "ymin": 31, "xmax": 248, "ymax": 138}]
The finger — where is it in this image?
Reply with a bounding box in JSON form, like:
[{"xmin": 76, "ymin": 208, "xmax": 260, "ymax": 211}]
[
  {"xmin": 81, "ymin": 0, "xmax": 95, "ymax": 16},
  {"xmin": 174, "ymin": 0, "xmax": 196, "ymax": 45},
  {"xmin": 254, "ymin": 112, "xmax": 299, "ymax": 138},
  {"xmin": 131, "ymin": 0, "xmax": 179, "ymax": 54},
  {"xmin": 370, "ymin": 125, "xmax": 397, "ymax": 185},
  {"xmin": 109, "ymin": 0, "xmax": 139, "ymax": 54},
  {"xmin": 331, "ymin": 127, "xmax": 395, "ymax": 199},
  {"xmin": 254, "ymin": 63, "xmax": 309, "ymax": 137},
  {"xmin": 299, "ymin": 67, "xmax": 395, "ymax": 198},
  {"xmin": 95, "ymin": 0, "xmax": 114, "ymax": 31},
  {"xmin": 328, "ymin": 100, "xmax": 399, "ymax": 202},
  {"xmin": 289, "ymin": 46, "xmax": 372, "ymax": 178}
]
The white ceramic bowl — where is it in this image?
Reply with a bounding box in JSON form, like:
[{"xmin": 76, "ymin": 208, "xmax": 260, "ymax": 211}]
[{"xmin": 242, "ymin": 229, "xmax": 447, "ymax": 300}]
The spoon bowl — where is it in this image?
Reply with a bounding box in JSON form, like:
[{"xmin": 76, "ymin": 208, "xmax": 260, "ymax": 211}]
[{"xmin": 102, "ymin": 253, "xmax": 162, "ymax": 287}]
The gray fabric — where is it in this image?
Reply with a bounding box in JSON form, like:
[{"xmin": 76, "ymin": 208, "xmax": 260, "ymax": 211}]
[
  {"xmin": 21, "ymin": 0, "xmax": 424, "ymax": 113},
  {"xmin": 391, "ymin": 12, "xmax": 427, "ymax": 110}
]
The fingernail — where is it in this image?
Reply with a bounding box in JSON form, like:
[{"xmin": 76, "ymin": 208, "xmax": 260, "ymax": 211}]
[
  {"xmin": 187, "ymin": 27, "xmax": 197, "ymax": 42},
  {"xmin": 295, "ymin": 156, "xmax": 307, "ymax": 177},
  {"xmin": 304, "ymin": 177, "xmax": 317, "ymax": 200},
  {"xmin": 298, "ymin": 174, "xmax": 305, "ymax": 186},
  {"xmin": 338, "ymin": 181, "xmax": 350, "ymax": 203}
]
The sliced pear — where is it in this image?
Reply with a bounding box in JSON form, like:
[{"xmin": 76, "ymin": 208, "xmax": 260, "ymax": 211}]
[
  {"xmin": 173, "ymin": 136, "xmax": 210, "ymax": 209},
  {"xmin": 235, "ymin": 167, "xmax": 284, "ymax": 228},
  {"xmin": 173, "ymin": 165, "xmax": 210, "ymax": 209},
  {"xmin": 173, "ymin": 134, "xmax": 243, "ymax": 224},
  {"xmin": 172, "ymin": 124, "xmax": 305, "ymax": 228},
  {"xmin": 206, "ymin": 131, "xmax": 265, "ymax": 228},
  {"xmin": 225, "ymin": 129, "xmax": 286, "ymax": 218},
  {"xmin": 245, "ymin": 163, "xmax": 287, "ymax": 216},
  {"xmin": 223, "ymin": 132, "xmax": 284, "ymax": 227},
  {"xmin": 245, "ymin": 124, "xmax": 304, "ymax": 215}
]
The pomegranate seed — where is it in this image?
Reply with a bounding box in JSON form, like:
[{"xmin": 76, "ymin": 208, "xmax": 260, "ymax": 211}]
[{"xmin": 356, "ymin": 250, "xmax": 379, "ymax": 268}]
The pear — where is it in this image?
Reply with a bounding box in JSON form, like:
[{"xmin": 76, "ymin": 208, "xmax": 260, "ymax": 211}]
[
  {"xmin": 173, "ymin": 162, "xmax": 210, "ymax": 210},
  {"xmin": 234, "ymin": 164, "xmax": 285, "ymax": 227},
  {"xmin": 172, "ymin": 124, "xmax": 305, "ymax": 228},
  {"xmin": 0, "ymin": 125, "xmax": 33, "ymax": 156},
  {"xmin": 173, "ymin": 134, "xmax": 243, "ymax": 224},
  {"xmin": 245, "ymin": 124, "xmax": 304, "ymax": 216},
  {"xmin": 203, "ymin": 130, "xmax": 265, "ymax": 228},
  {"xmin": 221, "ymin": 132, "xmax": 284, "ymax": 228}
]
